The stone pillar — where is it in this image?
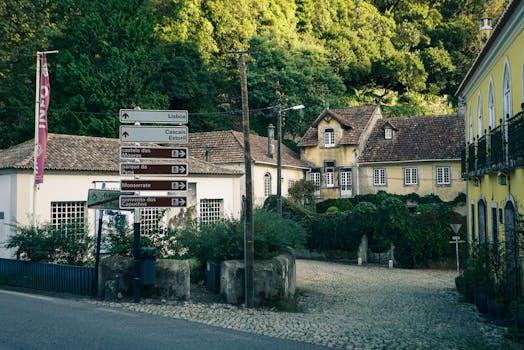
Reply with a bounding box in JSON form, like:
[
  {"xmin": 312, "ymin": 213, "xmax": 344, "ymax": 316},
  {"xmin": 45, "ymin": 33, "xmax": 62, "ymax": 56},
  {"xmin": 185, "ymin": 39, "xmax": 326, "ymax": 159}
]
[{"xmin": 358, "ymin": 235, "xmax": 368, "ymax": 264}]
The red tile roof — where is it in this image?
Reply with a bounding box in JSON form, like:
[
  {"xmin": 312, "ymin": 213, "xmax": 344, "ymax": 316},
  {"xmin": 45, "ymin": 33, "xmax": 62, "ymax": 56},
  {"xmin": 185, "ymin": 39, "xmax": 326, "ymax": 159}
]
[
  {"xmin": 0, "ymin": 134, "xmax": 242, "ymax": 176},
  {"xmin": 298, "ymin": 106, "xmax": 380, "ymax": 146},
  {"xmin": 359, "ymin": 115, "xmax": 465, "ymax": 163}
]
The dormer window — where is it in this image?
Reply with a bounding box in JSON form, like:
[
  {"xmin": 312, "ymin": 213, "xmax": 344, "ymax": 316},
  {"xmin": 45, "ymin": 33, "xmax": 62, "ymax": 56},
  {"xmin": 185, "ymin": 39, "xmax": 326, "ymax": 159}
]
[
  {"xmin": 324, "ymin": 128, "xmax": 335, "ymax": 147},
  {"xmin": 384, "ymin": 127, "xmax": 393, "ymax": 139}
]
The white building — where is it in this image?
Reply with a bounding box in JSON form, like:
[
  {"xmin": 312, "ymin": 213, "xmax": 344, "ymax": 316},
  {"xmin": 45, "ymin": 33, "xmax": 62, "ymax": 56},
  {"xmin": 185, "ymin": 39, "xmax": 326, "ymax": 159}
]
[{"xmin": 0, "ymin": 133, "xmax": 243, "ymax": 258}]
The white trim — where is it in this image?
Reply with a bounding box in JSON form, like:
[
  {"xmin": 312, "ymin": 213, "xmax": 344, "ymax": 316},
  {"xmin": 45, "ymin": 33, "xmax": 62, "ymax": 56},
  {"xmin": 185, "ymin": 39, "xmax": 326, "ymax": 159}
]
[
  {"xmin": 477, "ymin": 92, "xmax": 483, "ymax": 137},
  {"xmin": 488, "ymin": 78, "xmax": 496, "ymax": 130},
  {"xmin": 358, "ymin": 158, "xmax": 461, "ymax": 166}
]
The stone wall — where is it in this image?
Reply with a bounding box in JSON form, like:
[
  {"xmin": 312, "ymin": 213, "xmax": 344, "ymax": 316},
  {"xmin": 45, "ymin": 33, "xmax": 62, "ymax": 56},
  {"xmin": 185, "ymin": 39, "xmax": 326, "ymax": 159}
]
[
  {"xmin": 220, "ymin": 253, "xmax": 296, "ymax": 306},
  {"xmin": 99, "ymin": 256, "xmax": 190, "ymax": 301}
]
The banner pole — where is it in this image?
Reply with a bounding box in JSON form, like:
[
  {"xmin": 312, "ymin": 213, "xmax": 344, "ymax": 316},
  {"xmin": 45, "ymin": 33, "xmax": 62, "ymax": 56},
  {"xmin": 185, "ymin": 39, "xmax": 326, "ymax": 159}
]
[{"xmin": 32, "ymin": 52, "xmax": 41, "ymax": 229}]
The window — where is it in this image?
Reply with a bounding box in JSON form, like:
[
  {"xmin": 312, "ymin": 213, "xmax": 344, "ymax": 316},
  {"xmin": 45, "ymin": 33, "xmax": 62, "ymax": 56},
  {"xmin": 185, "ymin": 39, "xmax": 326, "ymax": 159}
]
[
  {"xmin": 340, "ymin": 170, "xmax": 352, "ymax": 197},
  {"xmin": 384, "ymin": 128, "xmax": 392, "ymax": 139},
  {"xmin": 51, "ymin": 201, "xmax": 86, "ymax": 229},
  {"xmin": 288, "ymin": 179, "xmax": 295, "ymax": 190},
  {"xmin": 471, "ymin": 203, "xmax": 476, "ymax": 241},
  {"xmin": 200, "ymin": 199, "xmax": 223, "ymax": 225},
  {"xmin": 436, "ymin": 166, "xmax": 451, "ymax": 185},
  {"xmin": 326, "ymin": 168, "xmax": 334, "ymax": 188},
  {"xmin": 404, "ymin": 167, "xmax": 418, "ymax": 186},
  {"xmin": 468, "ymin": 108, "xmax": 474, "ymax": 143},
  {"xmin": 264, "ymin": 172, "xmax": 271, "ymax": 197},
  {"xmin": 140, "ymin": 208, "xmax": 165, "ymax": 235},
  {"xmin": 491, "ymin": 206, "xmax": 499, "ymax": 248},
  {"xmin": 308, "ymin": 171, "xmax": 321, "ymax": 195},
  {"xmin": 324, "ymin": 128, "xmax": 335, "ymax": 147},
  {"xmin": 373, "ymin": 168, "xmax": 386, "ymax": 186},
  {"xmin": 503, "ymin": 60, "xmax": 512, "ymax": 120},
  {"xmin": 488, "ymin": 80, "xmax": 495, "ymax": 130},
  {"xmin": 477, "ymin": 93, "xmax": 483, "ymax": 137}
]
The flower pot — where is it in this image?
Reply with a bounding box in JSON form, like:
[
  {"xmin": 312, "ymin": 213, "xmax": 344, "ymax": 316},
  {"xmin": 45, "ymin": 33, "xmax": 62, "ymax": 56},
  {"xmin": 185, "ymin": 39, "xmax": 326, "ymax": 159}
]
[{"xmin": 474, "ymin": 292, "xmax": 488, "ymax": 314}]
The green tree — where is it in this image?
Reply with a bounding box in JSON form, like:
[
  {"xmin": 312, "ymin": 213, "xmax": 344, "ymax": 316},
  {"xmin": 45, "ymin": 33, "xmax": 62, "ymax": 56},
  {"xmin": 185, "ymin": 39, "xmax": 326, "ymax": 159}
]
[{"xmin": 48, "ymin": 0, "xmax": 168, "ymax": 138}]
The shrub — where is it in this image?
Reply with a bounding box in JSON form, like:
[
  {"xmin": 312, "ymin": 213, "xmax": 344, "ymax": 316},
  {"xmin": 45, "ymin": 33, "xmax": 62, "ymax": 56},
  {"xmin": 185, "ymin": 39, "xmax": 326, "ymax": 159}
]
[{"xmin": 6, "ymin": 223, "xmax": 93, "ymax": 266}]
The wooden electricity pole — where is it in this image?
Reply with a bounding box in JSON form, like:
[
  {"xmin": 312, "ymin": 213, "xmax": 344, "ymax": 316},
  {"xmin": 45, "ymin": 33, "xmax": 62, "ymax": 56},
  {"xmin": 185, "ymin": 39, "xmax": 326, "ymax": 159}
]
[{"xmin": 238, "ymin": 51, "xmax": 254, "ymax": 308}]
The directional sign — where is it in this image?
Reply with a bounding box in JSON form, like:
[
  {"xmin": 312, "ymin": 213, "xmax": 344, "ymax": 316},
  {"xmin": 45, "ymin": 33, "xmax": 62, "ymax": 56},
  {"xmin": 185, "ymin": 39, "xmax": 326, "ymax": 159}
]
[
  {"xmin": 87, "ymin": 189, "xmax": 134, "ymax": 210},
  {"xmin": 119, "ymin": 196, "xmax": 187, "ymax": 208},
  {"xmin": 120, "ymin": 125, "xmax": 188, "ymax": 144},
  {"xmin": 119, "ymin": 109, "xmax": 188, "ymax": 124},
  {"xmin": 120, "ymin": 147, "xmax": 188, "ymax": 160},
  {"xmin": 120, "ymin": 180, "xmax": 187, "ymax": 191},
  {"xmin": 120, "ymin": 163, "xmax": 188, "ymax": 176}
]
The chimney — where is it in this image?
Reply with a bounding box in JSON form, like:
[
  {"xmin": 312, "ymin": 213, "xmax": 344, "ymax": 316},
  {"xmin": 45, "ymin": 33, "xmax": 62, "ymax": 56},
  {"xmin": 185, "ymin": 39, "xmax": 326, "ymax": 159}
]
[
  {"xmin": 479, "ymin": 18, "xmax": 492, "ymax": 42},
  {"xmin": 267, "ymin": 124, "xmax": 275, "ymax": 158}
]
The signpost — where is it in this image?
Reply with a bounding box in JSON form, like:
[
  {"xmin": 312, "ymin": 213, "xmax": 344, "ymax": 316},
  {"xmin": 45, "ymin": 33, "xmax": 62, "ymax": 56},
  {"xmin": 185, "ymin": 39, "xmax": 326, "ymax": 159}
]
[
  {"xmin": 120, "ymin": 163, "xmax": 187, "ymax": 176},
  {"xmin": 87, "ymin": 189, "xmax": 134, "ymax": 210},
  {"xmin": 448, "ymin": 223, "xmax": 465, "ymax": 274},
  {"xmin": 120, "ymin": 147, "xmax": 187, "ymax": 160},
  {"xmin": 120, "ymin": 196, "xmax": 187, "ymax": 208},
  {"xmin": 120, "ymin": 125, "xmax": 188, "ymax": 144},
  {"xmin": 119, "ymin": 108, "xmax": 189, "ymax": 304},
  {"xmin": 120, "ymin": 180, "xmax": 187, "ymax": 191},
  {"xmin": 119, "ymin": 109, "xmax": 188, "ymax": 124}
]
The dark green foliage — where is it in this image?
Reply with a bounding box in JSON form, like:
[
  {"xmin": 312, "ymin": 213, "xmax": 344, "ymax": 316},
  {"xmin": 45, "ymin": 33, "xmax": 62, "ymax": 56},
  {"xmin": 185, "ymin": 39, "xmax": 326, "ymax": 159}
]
[
  {"xmin": 6, "ymin": 223, "xmax": 93, "ymax": 266},
  {"xmin": 104, "ymin": 213, "xmax": 133, "ymax": 257},
  {"xmin": 288, "ymin": 179, "xmax": 315, "ymax": 205}
]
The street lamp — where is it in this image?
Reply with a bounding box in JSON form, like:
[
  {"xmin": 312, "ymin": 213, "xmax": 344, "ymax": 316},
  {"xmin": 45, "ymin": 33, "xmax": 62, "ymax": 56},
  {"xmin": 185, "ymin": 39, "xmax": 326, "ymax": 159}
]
[{"xmin": 277, "ymin": 104, "xmax": 305, "ymax": 216}]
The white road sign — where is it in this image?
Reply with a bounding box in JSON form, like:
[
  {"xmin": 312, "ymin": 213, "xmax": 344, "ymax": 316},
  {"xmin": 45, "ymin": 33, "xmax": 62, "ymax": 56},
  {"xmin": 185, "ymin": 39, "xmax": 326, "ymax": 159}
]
[
  {"xmin": 119, "ymin": 109, "xmax": 188, "ymax": 124},
  {"xmin": 120, "ymin": 125, "xmax": 188, "ymax": 144}
]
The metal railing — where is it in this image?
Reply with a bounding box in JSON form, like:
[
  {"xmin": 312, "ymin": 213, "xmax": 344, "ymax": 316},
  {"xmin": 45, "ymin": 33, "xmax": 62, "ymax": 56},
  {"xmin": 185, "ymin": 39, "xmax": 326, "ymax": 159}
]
[
  {"xmin": 0, "ymin": 258, "xmax": 96, "ymax": 296},
  {"xmin": 463, "ymin": 108, "xmax": 524, "ymax": 176}
]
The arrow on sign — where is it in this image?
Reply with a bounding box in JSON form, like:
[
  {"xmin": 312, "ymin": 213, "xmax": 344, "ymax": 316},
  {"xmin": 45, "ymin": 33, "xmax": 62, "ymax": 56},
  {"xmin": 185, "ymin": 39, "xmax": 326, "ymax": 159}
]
[
  {"xmin": 172, "ymin": 149, "xmax": 186, "ymax": 158},
  {"xmin": 122, "ymin": 131, "xmax": 129, "ymax": 139},
  {"xmin": 172, "ymin": 197, "xmax": 186, "ymax": 207},
  {"xmin": 171, "ymin": 165, "xmax": 186, "ymax": 174},
  {"xmin": 122, "ymin": 112, "xmax": 129, "ymax": 120}
]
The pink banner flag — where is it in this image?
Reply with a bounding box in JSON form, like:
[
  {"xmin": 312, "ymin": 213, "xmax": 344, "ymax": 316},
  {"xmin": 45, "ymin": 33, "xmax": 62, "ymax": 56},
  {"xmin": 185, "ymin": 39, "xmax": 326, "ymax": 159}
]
[{"xmin": 35, "ymin": 54, "xmax": 50, "ymax": 185}]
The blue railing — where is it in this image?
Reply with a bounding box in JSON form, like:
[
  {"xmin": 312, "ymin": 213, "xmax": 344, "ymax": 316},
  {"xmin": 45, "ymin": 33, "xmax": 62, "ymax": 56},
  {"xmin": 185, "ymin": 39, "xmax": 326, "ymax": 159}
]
[{"xmin": 0, "ymin": 258, "xmax": 96, "ymax": 296}]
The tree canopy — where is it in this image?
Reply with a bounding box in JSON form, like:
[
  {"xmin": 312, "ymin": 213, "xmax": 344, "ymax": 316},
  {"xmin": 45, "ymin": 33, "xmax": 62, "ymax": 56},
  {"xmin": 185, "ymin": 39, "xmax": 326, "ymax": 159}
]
[{"xmin": 0, "ymin": 0, "xmax": 507, "ymax": 148}]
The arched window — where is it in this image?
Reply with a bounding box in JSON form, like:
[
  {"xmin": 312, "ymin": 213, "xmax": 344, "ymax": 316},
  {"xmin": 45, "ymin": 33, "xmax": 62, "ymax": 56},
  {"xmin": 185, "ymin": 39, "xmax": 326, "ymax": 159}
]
[
  {"xmin": 477, "ymin": 93, "xmax": 483, "ymax": 137},
  {"xmin": 503, "ymin": 59, "xmax": 512, "ymax": 121},
  {"xmin": 468, "ymin": 107, "xmax": 474, "ymax": 143},
  {"xmin": 488, "ymin": 79, "xmax": 495, "ymax": 130},
  {"xmin": 478, "ymin": 199, "xmax": 487, "ymax": 245},
  {"xmin": 264, "ymin": 172, "xmax": 271, "ymax": 197}
]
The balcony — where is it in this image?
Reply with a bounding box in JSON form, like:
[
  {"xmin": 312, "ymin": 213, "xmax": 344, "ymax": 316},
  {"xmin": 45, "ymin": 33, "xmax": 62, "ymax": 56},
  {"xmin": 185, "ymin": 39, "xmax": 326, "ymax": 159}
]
[{"xmin": 462, "ymin": 109, "xmax": 524, "ymax": 177}]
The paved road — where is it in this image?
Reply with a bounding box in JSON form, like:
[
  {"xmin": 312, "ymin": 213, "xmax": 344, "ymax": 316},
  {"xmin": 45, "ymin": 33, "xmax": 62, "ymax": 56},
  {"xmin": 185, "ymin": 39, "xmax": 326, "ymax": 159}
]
[
  {"xmin": 3, "ymin": 260, "xmax": 522, "ymax": 349},
  {"xmin": 0, "ymin": 288, "xmax": 329, "ymax": 350}
]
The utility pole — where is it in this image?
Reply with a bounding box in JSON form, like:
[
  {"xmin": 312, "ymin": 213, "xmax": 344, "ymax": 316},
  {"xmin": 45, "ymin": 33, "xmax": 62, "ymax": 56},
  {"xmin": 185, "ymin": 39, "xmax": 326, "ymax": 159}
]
[
  {"xmin": 276, "ymin": 107, "xmax": 283, "ymax": 217},
  {"xmin": 237, "ymin": 51, "xmax": 254, "ymax": 308}
]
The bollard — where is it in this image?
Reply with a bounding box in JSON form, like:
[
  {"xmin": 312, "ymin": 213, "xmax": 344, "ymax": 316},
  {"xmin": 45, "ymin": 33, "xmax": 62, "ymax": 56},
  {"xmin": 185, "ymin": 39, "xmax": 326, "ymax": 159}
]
[
  {"xmin": 358, "ymin": 257, "xmax": 362, "ymax": 266},
  {"xmin": 388, "ymin": 260, "xmax": 393, "ymax": 269}
]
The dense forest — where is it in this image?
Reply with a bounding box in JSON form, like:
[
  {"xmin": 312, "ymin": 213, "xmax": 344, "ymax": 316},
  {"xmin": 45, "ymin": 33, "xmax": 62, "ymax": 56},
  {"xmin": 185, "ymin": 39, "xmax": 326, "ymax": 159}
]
[{"xmin": 0, "ymin": 0, "xmax": 508, "ymax": 148}]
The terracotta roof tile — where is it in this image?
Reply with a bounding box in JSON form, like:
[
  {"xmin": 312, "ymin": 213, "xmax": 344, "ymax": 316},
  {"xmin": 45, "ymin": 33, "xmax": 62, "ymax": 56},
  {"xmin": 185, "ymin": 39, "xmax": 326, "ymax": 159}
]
[
  {"xmin": 0, "ymin": 134, "xmax": 242, "ymax": 176},
  {"xmin": 360, "ymin": 115, "xmax": 465, "ymax": 163},
  {"xmin": 298, "ymin": 106, "xmax": 380, "ymax": 147},
  {"xmin": 188, "ymin": 130, "xmax": 308, "ymax": 168}
]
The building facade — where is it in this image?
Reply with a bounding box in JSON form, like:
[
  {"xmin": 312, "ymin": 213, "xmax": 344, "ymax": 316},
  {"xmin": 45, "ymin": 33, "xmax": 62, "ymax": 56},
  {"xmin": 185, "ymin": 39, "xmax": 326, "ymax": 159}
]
[
  {"xmin": 298, "ymin": 106, "xmax": 465, "ymax": 202},
  {"xmin": 456, "ymin": 0, "xmax": 524, "ymax": 298},
  {"xmin": 0, "ymin": 134, "xmax": 243, "ymax": 258}
]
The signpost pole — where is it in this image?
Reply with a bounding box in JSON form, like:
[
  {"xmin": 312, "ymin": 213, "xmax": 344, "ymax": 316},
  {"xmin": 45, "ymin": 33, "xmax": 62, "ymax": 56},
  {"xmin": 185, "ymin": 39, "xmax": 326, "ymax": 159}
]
[
  {"xmin": 94, "ymin": 209, "xmax": 103, "ymax": 297},
  {"xmin": 133, "ymin": 208, "xmax": 141, "ymax": 304}
]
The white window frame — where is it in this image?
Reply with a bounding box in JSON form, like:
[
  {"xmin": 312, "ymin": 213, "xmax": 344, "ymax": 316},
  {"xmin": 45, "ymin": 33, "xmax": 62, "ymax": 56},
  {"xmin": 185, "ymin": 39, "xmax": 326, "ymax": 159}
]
[
  {"xmin": 324, "ymin": 128, "xmax": 335, "ymax": 147},
  {"xmin": 325, "ymin": 168, "xmax": 334, "ymax": 188},
  {"xmin": 477, "ymin": 93, "xmax": 483, "ymax": 138},
  {"xmin": 373, "ymin": 168, "xmax": 386, "ymax": 186},
  {"xmin": 200, "ymin": 199, "xmax": 223, "ymax": 225},
  {"xmin": 308, "ymin": 171, "xmax": 321, "ymax": 196},
  {"xmin": 50, "ymin": 201, "xmax": 86, "ymax": 230},
  {"xmin": 436, "ymin": 166, "xmax": 451, "ymax": 185},
  {"xmin": 263, "ymin": 172, "xmax": 272, "ymax": 197},
  {"xmin": 139, "ymin": 208, "xmax": 166, "ymax": 235},
  {"xmin": 502, "ymin": 59, "xmax": 512, "ymax": 121},
  {"xmin": 488, "ymin": 79, "xmax": 495, "ymax": 130},
  {"xmin": 384, "ymin": 128, "xmax": 392, "ymax": 139},
  {"xmin": 403, "ymin": 167, "xmax": 418, "ymax": 186},
  {"xmin": 468, "ymin": 107, "xmax": 474, "ymax": 143}
]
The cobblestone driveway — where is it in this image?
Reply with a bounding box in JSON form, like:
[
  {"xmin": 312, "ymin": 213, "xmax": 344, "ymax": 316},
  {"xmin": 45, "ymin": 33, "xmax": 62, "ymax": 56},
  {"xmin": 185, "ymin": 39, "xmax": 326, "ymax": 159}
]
[{"xmin": 89, "ymin": 260, "xmax": 522, "ymax": 349}]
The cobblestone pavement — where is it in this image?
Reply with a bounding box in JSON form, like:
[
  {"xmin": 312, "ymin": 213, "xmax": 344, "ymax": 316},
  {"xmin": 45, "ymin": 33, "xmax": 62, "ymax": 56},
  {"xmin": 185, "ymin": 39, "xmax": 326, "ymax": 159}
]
[{"xmin": 87, "ymin": 260, "xmax": 522, "ymax": 350}]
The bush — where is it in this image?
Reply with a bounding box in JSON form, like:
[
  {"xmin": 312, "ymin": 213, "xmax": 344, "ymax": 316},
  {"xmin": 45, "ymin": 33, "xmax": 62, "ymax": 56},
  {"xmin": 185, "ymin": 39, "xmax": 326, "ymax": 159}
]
[{"xmin": 6, "ymin": 223, "xmax": 93, "ymax": 266}]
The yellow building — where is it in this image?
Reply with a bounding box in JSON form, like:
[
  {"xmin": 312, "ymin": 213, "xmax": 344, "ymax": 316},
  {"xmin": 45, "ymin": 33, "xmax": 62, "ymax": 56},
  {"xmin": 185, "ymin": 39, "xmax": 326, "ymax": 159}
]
[
  {"xmin": 456, "ymin": 0, "xmax": 524, "ymax": 298},
  {"xmin": 298, "ymin": 106, "xmax": 465, "ymax": 202}
]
